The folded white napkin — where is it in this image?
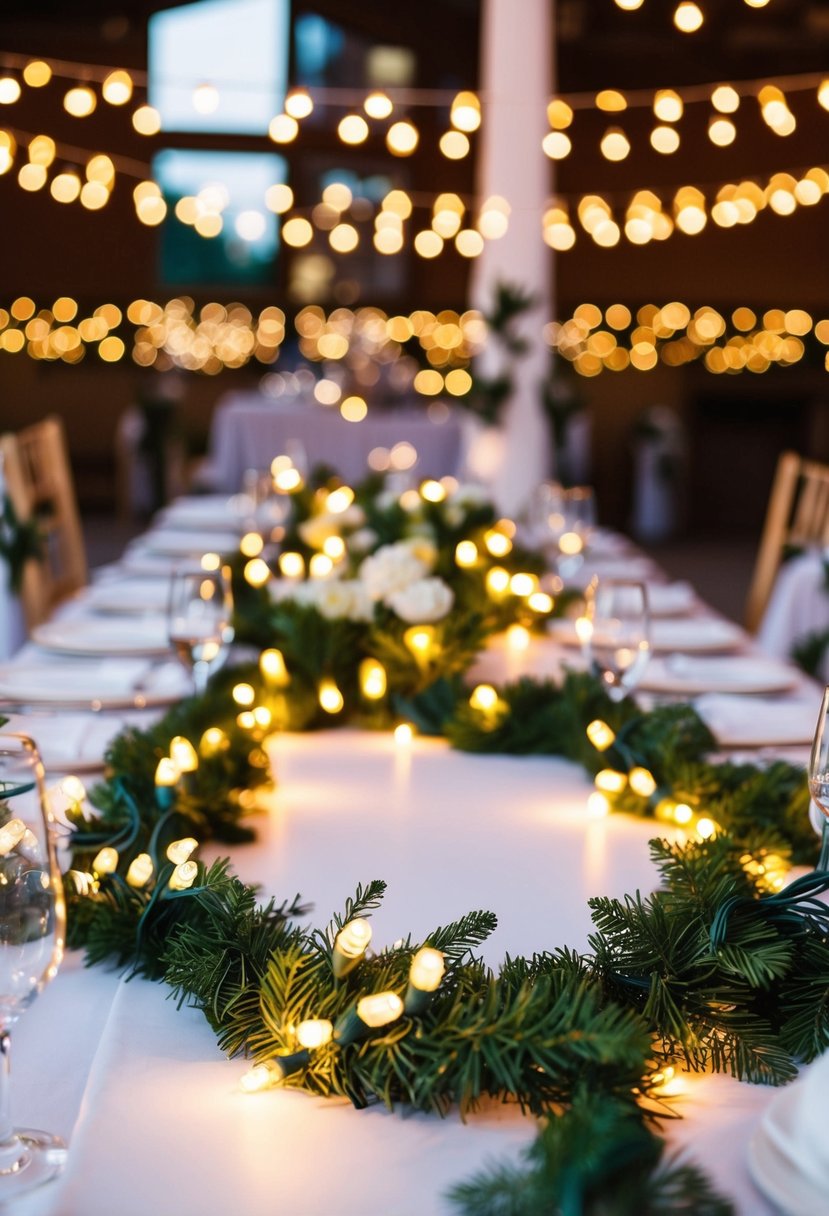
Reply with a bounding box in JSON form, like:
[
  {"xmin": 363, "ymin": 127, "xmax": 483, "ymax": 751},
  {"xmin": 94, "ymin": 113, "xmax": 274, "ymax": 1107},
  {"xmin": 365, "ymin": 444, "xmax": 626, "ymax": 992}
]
[
  {"xmin": 641, "ymin": 654, "xmax": 797, "ymax": 695},
  {"xmin": 649, "ymin": 617, "xmax": 744, "ymax": 652},
  {"xmin": 143, "ymin": 528, "xmax": 241, "ymax": 556},
  {"xmin": 695, "ymin": 693, "xmax": 818, "ymax": 747},
  {"xmin": 160, "ymin": 494, "xmax": 250, "ymax": 531},
  {"xmin": 749, "ymin": 1052, "xmax": 829, "ymax": 1215},
  {"xmin": 645, "ymin": 582, "xmax": 697, "ymax": 617},
  {"xmin": 84, "ymin": 578, "xmax": 172, "ymax": 614},
  {"xmin": 0, "ymin": 658, "xmax": 187, "ymax": 703},
  {"xmin": 548, "ymin": 616, "xmax": 743, "ymax": 653}
]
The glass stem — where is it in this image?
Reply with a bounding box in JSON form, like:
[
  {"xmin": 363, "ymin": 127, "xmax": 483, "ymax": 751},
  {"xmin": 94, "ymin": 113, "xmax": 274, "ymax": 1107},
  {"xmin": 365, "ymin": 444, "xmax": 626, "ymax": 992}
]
[
  {"xmin": 819, "ymin": 819, "xmax": 829, "ymax": 873},
  {"xmin": 0, "ymin": 1030, "xmax": 13, "ymax": 1145},
  {"xmin": 193, "ymin": 661, "xmax": 209, "ymax": 697}
]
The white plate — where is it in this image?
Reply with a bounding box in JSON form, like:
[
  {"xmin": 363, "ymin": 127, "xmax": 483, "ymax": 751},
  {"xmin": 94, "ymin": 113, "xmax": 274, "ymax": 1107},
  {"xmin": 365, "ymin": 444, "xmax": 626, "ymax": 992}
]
[
  {"xmin": 748, "ymin": 1084, "xmax": 828, "ymax": 1216},
  {"xmin": 549, "ymin": 616, "xmax": 744, "ymax": 654},
  {"xmin": 141, "ymin": 529, "xmax": 240, "ymax": 557},
  {"xmin": 83, "ymin": 578, "xmax": 172, "ymax": 615},
  {"xmin": 0, "ymin": 658, "xmax": 188, "ymax": 709},
  {"xmin": 639, "ymin": 655, "xmax": 798, "ymax": 696},
  {"xmin": 32, "ymin": 617, "xmax": 170, "ymax": 657}
]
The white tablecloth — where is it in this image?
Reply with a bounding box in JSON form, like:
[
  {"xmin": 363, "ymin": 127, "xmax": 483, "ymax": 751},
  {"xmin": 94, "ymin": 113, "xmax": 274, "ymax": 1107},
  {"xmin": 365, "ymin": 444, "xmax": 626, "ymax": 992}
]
[
  {"xmin": 205, "ymin": 393, "xmax": 467, "ymax": 492},
  {"xmin": 5, "ymin": 497, "xmax": 819, "ymax": 1215},
  {"xmin": 13, "ymin": 730, "xmax": 791, "ymax": 1216}
]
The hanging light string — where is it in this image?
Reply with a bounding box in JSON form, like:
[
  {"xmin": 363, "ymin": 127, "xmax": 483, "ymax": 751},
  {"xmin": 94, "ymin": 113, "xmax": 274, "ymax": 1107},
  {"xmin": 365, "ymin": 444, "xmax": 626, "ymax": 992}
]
[{"xmin": 1, "ymin": 48, "xmax": 827, "ymax": 110}]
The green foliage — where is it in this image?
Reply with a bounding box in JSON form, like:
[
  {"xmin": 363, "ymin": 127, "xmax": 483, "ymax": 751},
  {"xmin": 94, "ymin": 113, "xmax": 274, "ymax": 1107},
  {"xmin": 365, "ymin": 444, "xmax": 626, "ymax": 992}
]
[
  {"xmin": 0, "ymin": 494, "xmax": 43, "ymax": 594},
  {"xmin": 448, "ymin": 1091, "xmax": 734, "ymax": 1215}
]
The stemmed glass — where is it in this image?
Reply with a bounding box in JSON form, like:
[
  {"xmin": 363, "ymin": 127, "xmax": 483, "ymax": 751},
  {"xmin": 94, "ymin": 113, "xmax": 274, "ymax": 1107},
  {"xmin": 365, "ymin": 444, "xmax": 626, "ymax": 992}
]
[
  {"xmin": 807, "ymin": 685, "xmax": 829, "ymax": 870},
  {"xmin": 167, "ymin": 568, "xmax": 234, "ymax": 696},
  {"xmin": 580, "ymin": 579, "xmax": 651, "ymax": 702},
  {"xmin": 0, "ymin": 734, "xmax": 66, "ymax": 1197}
]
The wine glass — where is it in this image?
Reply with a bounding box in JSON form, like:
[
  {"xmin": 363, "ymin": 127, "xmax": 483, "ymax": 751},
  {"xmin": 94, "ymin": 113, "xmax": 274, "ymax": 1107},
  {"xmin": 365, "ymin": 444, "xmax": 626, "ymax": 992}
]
[
  {"xmin": 525, "ymin": 481, "xmax": 566, "ymax": 555},
  {"xmin": 0, "ymin": 733, "xmax": 66, "ymax": 1197},
  {"xmin": 168, "ymin": 568, "xmax": 234, "ymax": 696},
  {"xmin": 808, "ymin": 685, "xmax": 829, "ymax": 870},
  {"xmin": 580, "ymin": 579, "xmax": 651, "ymax": 702}
]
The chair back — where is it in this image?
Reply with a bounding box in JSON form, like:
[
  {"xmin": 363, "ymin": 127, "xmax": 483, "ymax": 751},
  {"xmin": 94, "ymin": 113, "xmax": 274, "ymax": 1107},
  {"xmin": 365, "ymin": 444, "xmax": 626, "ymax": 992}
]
[
  {"xmin": 0, "ymin": 416, "xmax": 87, "ymax": 628},
  {"xmin": 745, "ymin": 450, "xmax": 829, "ymax": 632}
]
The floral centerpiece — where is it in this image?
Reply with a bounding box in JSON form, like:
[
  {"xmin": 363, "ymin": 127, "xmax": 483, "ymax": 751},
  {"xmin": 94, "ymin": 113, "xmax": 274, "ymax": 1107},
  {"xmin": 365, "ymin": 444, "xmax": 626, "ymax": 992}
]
[{"xmin": 230, "ymin": 465, "xmax": 551, "ymax": 730}]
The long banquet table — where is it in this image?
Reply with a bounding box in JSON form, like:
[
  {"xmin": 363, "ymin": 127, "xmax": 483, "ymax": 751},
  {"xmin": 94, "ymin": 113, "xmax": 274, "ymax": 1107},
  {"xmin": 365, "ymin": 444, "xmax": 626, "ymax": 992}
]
[{"xmin": 3, "ymin": 499, "xmax": 823, "ymax": 1215}]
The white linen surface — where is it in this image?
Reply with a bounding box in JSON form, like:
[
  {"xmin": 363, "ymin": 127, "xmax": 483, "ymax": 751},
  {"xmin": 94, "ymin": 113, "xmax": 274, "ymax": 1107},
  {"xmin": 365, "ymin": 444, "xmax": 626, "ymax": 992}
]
[{"xmin": 13, "ymin": 732, "xmax": 788, "ymax": 1215}]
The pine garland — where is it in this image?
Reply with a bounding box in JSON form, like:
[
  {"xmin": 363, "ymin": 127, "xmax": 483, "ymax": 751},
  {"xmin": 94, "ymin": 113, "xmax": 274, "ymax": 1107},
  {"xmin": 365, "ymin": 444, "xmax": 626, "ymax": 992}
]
[{"xmin": 48, "ymin": 466, "xmax": 827, "ymax": 1208}]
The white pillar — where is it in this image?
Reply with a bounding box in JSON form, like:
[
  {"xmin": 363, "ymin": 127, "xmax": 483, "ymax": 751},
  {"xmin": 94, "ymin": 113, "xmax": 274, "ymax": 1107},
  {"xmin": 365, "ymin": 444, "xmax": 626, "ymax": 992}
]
[{"xmin": 469, "ymin": 0, "xmax": 554, "ymax": 515}]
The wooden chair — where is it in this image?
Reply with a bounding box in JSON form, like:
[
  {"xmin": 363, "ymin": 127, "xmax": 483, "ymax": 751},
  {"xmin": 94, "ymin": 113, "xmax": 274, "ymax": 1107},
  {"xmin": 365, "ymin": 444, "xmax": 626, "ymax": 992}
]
[
  {"xmin": 745, "ymin": 450, "xmax": 829, "ymax": 633},
  {"xmin": 0, "ymin": 416, "xmax": 88, "ymax": 629}
]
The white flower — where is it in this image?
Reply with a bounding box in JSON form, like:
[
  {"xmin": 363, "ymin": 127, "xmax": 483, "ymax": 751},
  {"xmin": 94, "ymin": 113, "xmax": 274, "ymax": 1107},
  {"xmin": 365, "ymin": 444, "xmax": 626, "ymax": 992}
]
[
  {"xmin": 348, "ymin": 527, "xmax": 378, "ymax": 554},
  {"xmin": 270, "ymin": 578, "xmax": 373, "ymax": 623},
  {"xmin": 359, "ymin": 541, "xmax": 430, "ymax": 601},
  {"xmin": 386, "ymin": 577, "xmax": 454, "ymax": 623}
]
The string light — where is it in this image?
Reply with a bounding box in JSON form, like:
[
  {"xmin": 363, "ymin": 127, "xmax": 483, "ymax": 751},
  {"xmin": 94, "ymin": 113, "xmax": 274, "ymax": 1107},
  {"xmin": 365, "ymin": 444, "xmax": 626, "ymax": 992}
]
[
  {"xmin": 126, "ymin": 853, "xmax": 154, "ymax": 888},
  {"xmin": 168, "ymin": 860, "xmax": 199, "ymax": 891},
  {"xmin": 0, "ymin": 818, "xmax": 26, "ymax": 856},
  {"xmin": 169, "ymin": 737, "xmax": 198, "ymax": 774},
  {"xmin": 318, "ymin": 678, "xmax": 345, "ymax": 714},
  {"xmin": 674, "ymin": 2, "xmax": 704, "ymax": 33},
  {"xmin": 404, "ymin": 948, "xmax": 445, "ymax": 1014},
  {"xmin": 92, "ymin": 846, "xmax": 119, "ymax": 875},
  {"xmin": 332, "ymin": 918, "xmax": 372, "ymax": 978},
  {"xmin": 359, "ymin": 658, "xmax": 387, "ymax": 700},
  {"xmin": 586, "ymin": 720, "xmax": 616, "ymax": 751},
  {"xmin": 166, "ymin": 838, "xmax": 198, "ymax": 865}
]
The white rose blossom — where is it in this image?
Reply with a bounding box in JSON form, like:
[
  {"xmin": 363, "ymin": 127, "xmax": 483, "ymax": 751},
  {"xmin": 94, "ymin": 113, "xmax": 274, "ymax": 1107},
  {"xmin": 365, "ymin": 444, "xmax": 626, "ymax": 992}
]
[
  {"xmin": 359, "ymin": 541, "xmax": 432, "ymax": 601},
  {"xmin": 386, "ymin": 577, "xmax": 454, "ymax": 623}
]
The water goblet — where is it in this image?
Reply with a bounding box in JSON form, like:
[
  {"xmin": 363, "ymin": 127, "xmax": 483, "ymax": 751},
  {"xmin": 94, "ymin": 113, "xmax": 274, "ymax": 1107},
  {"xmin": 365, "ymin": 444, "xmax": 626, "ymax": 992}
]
[
  {"xmin": 168, "ymin": 568, "xmax": 234, "ymax": 696},
  {"xmin": 580, "ymin": 578, "xmax": 651, "ymax": 702},
  {"xmin": 0, "ymin": 734, "xmax": 66, "ymax": 1198},
  {"xmin": 808, "ymin": 685, "xmax": 829, "ymax": 870}
]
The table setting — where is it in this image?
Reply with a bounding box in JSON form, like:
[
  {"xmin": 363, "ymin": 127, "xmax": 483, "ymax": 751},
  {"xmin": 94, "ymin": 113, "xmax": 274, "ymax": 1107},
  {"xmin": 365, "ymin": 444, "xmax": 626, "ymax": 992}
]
[{"xmin": 2, "ymin": 462, "xmax": 828, "ymax": 1216}]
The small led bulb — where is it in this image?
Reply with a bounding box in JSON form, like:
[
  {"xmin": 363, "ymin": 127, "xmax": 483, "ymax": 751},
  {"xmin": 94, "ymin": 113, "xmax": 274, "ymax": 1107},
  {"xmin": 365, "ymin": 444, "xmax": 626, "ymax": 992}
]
[
  {"xmin": 260, "ymin": 648, "xmax": 290, "ymax": 687},
  {"xmin": 126, "ymin": 852, "xmax": 154, "ymax": 888},
  {"xmin": 168, "ymin": 860, "xmax": 198, "ymax": 891},
  {"xmin": 166, "ymin": 837, "xmax": 198, "ymax": 865},
  {"xmin": 332, "ymin": 917, "xmax": 372, "ymax": 978},
  {"xmin": 628, "ymin": 767, "xmax": 657, "ymax": 798},
  {"xmin": 199, "ymin": 727, "xmax": 228, "ymax": 757},
  {"xmin": 296, "ymin": 1018, "xmax": 334, "ymax": 1049},
  {"xmin": 170, "ymin": 736, "xmax": 198, "ymax": 773},
  {"xmin": 356, "ymin": 991, "xmax": 404, "ymax": 1028},
  {"xmin": 586, "ymin": 720, "xmax": 616, "ymax": 751},
  {"xmin": 61, "ymin": 775, "xmax": 87, "ymax": 803},
  {"xmin": 93, "ymin": 846, "xmax": 119, "ymax": 875},
  {"xmin": 0, "ymin": 818, "xmax": 27, "ymax": 856},
  {"xmin": 359, "ymin": 658, "xmax": 387, "ymax": 700},
  {"xmin": 409, "ymin": 947, "xmax": 445, "ymax": 992},
  {"xmin": 318, "ymin": 679, "xmax": 345, "ymax": 714},
  {"xmin": 154, "ymin": 757, "xmax": 180, "ymax": 786}
]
